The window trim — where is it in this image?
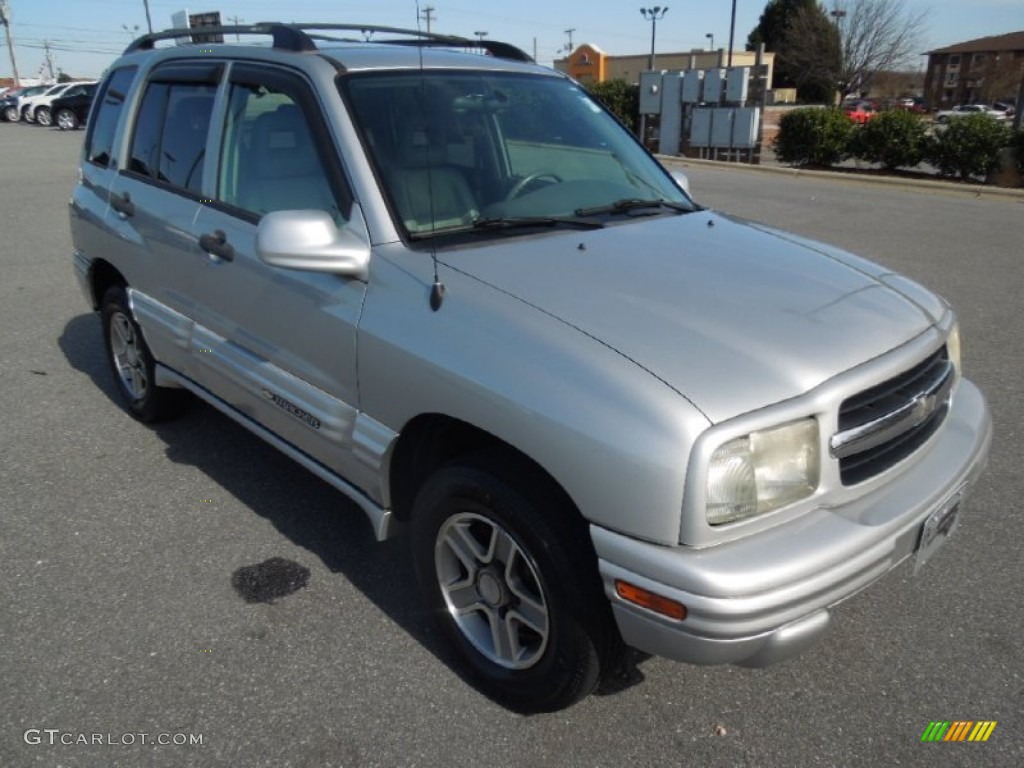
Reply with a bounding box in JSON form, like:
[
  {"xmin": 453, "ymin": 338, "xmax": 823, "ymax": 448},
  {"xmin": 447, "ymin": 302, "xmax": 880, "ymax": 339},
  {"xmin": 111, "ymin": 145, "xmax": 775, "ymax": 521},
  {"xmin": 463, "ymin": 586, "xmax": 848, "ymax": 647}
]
[{"xmin": 84, "ymin": 65, "xmax": 138, "ymax": 169}]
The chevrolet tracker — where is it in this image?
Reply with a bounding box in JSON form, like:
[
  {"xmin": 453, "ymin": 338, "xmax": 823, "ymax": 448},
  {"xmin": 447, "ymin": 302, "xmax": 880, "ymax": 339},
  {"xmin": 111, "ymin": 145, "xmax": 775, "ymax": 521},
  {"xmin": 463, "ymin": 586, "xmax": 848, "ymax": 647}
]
[{"xmin": 69, "ymin": 23, "xmax": 992, "ymax": 712}]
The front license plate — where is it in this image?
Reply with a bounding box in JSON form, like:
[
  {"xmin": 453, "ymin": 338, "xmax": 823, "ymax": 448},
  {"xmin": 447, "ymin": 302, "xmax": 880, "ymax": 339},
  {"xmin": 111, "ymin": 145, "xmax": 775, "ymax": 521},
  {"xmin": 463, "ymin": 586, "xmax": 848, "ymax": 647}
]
[{"xmin": 915, "ymin": 489, "xmax": 964, "ymax": 573}]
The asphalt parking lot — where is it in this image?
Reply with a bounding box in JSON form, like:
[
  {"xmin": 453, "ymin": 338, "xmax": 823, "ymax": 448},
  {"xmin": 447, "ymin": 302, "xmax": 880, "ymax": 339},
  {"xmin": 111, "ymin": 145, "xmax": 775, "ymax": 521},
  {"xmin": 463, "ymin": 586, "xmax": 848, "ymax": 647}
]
[{"xmin": 1, "ymin": 122, "xmax": 1022, "ymax": 768}]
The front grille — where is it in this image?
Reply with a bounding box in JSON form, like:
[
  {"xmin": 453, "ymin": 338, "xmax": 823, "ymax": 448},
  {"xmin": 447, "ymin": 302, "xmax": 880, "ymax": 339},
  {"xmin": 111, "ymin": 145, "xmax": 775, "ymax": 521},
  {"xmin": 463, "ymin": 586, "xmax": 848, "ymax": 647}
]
[{"xmin": 833, "ymin": 347, "xmax": 952, "ymax": 485}]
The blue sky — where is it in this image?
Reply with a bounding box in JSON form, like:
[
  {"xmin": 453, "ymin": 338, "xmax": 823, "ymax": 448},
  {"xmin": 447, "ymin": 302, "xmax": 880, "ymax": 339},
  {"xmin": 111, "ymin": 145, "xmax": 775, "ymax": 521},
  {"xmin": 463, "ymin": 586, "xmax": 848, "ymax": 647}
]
[{"xmin": 2, "ymin": 0, "xmax": 1022, "ymax": 80}]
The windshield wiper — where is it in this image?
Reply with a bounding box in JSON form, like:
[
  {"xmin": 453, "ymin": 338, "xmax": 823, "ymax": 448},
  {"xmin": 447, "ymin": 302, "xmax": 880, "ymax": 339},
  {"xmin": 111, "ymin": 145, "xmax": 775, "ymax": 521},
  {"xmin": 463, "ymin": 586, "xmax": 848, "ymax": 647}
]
[
  {"xmin": 574, "ymin": 198, "xmax": 693, "ymax": 217},
  {"xmin": 471, "ymin": 216, "xmax": 605, "ymax": 232}
]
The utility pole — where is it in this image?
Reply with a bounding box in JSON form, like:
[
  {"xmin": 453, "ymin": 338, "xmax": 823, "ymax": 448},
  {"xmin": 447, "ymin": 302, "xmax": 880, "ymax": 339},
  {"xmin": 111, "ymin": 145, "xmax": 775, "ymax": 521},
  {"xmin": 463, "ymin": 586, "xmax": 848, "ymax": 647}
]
[
  {"xmin": 142, "ymin": 0, "xmax": 153, "ymax": 34},
  {"xmin": 563, "ymin": 27, "xmax": 575, "ymax": 55},
  {"xmin": 639, "ymin": 7, "xmax": 668, "ymax": 71},
  {"xmin": 0, "ymin": 0, "xmax": 21, "ymax": 86},
  {"xmin": 728, "ymin": 0, "xmax": 737, "ymax": 66},
  {"xmin": 228, "ymin": 15, "xmax": 243, "ymax": 42},
  {"xmin": 42, "ymin": 39, "xmax": 55, "ymax": 81},
  {"xmin": 419, "ymin": 5, "xmax": 435, "ymax": 34}
]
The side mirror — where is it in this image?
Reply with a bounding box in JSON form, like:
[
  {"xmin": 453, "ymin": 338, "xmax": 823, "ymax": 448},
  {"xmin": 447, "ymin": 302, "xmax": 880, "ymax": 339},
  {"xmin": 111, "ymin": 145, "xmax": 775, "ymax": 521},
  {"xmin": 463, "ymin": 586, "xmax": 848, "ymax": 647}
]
[
  {"xmin": 256, "ymin": 209, "xmax": 371, "ymax": 281},
  {"xmin": 670, "ymin": 170, "xmax": 691, "ymax": 197}
]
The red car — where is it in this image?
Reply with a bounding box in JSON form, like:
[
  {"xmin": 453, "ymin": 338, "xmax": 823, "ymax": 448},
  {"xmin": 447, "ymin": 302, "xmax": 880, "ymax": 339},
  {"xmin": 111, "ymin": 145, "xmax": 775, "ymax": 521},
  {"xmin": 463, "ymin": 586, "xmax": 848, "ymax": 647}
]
[{"xmin": 844, "ymin": 101, "xmax": 877, "ymax": 124}]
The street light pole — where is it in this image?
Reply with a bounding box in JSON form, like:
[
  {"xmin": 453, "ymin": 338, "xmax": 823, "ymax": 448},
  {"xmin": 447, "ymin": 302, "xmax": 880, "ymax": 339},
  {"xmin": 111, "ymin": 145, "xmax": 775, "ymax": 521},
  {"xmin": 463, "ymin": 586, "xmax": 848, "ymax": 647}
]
[
  {"xmin": 142, "ymin": 0, "xmax": 152, "ymax": 34},
  {"xmin": 639, "ymin": 6, "xmax": 668, "ymax": 71},
  {"xmin": 705, "ymin": 32, "xmax": 714, "ymax": 50}
]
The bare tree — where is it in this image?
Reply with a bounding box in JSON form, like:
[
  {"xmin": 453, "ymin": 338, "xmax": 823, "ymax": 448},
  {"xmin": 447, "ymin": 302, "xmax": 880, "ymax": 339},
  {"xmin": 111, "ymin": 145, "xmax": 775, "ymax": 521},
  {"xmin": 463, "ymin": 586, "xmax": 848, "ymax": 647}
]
[{"xmin": 784, "ymin": 0, "xmax": 928, "ymax": 100}]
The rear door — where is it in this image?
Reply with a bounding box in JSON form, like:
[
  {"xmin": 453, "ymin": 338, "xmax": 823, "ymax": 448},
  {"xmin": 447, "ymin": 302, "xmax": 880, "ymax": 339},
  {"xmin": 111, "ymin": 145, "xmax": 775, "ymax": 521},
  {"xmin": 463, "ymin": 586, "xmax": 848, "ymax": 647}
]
[{"xmin": 104, "ymin": 61, "xmax": 223, "ymax": 378}]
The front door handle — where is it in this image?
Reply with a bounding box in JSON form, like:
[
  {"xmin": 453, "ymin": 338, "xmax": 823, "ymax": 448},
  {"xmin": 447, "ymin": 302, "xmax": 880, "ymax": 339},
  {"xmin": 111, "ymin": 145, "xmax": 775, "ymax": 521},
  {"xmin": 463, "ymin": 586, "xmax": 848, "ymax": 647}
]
[
  {"xmin": 110, "ymin": 191, "xmax": 135, "ymax": 218},
  {"xmin": 199, "ymin": 229, "xmax": 235, "ymax": 262}
]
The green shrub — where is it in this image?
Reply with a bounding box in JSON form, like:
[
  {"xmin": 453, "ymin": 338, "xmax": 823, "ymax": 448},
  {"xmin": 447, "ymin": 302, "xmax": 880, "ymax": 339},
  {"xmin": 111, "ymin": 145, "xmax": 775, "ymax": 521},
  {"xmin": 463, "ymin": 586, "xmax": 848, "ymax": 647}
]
[
  {"xmin": 850, "ymin": 110, "xmax": 929, "ymax": 170},
  {"xmin": 773, "ymin": 107, "xmax": 856, "ymax": 167},
  {"xmin": 926, "ymin": 114, "xmax": 1013, "ymax": 181},
  {"xmin": 586, "ymin": 79, "xmax": 640, "ymax": 133}
]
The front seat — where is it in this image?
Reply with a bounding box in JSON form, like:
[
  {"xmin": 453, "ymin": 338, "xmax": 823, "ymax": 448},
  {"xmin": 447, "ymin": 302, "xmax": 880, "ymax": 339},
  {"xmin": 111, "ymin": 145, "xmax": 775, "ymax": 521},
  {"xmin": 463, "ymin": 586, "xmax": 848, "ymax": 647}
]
[{"xmin": 389, "ymin": 121, "xmax": 478, "ymax": 233}]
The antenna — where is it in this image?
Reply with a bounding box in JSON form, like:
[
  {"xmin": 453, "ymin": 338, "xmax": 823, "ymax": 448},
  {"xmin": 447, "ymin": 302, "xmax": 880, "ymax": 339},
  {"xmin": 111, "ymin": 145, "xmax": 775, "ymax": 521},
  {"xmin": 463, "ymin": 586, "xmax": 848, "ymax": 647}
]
[{"xmin": 415, "ymin": 1, "xmax": 445, "ymax": 310}]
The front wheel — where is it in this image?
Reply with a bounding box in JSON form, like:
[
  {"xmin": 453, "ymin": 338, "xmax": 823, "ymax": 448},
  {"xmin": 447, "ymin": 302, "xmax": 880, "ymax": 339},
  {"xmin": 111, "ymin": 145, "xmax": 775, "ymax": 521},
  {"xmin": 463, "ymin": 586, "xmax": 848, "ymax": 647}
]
[
  {"xmin": 4, "ymin": 105, "xmax": 19, "ymax": 122},
  {"xmin": 411, "ymin": 453, "xmax": 619, "ymax": 712},
  {"xmin": 100, "ymin": 286, "xmax": 184, "ymax": 422},
  {"xmin": 35, "ymin": 106, "xmax": 52, "ymax": 126}
]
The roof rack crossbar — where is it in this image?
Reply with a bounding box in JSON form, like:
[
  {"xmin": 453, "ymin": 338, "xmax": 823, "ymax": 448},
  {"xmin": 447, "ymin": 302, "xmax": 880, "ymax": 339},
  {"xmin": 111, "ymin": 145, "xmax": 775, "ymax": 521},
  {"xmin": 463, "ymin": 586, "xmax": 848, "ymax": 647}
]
[{"xmin": 123, "ymin": 21, "xmax": 533, "ymax": 63}]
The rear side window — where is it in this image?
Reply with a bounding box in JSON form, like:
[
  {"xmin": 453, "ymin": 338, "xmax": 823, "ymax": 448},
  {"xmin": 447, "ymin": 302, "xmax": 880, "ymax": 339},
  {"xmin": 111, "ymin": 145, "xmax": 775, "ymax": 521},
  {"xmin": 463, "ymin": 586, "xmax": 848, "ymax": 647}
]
[
  {"xmin": 85, "ymin": 66, "xmax": 138, "ymax": 168},
  {"xmin": 129, "ymin": 81, "xmax": 216, "ymax": 192}
]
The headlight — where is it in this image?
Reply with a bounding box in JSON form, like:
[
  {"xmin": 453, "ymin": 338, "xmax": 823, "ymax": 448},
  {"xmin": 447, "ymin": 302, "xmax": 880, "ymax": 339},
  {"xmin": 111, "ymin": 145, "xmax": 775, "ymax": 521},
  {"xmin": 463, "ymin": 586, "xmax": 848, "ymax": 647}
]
[
  {"xmin": 706, "ymin": 418, "xmax": 820, "ymax": 526},
  {"xmin": 947, "ymin": 322, "xmax": 961, "ymax": 376}
]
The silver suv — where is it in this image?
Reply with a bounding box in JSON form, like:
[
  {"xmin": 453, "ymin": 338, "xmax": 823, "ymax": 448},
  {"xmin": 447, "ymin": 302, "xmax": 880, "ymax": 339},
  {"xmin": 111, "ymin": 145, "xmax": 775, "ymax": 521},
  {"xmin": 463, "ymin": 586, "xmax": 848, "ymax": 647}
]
[{"xmin": 70, "ymin": 23, "xmax": 991, "ymax": 712}]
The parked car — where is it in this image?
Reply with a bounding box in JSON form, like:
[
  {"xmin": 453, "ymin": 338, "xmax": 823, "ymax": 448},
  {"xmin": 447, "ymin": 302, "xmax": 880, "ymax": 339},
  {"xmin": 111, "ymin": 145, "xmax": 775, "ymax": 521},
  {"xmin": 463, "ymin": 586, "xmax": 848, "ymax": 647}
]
[
  {"xmin": 4, "ymin": 84, "xmax": 48, "ymax": 122},
  {"xmin": 935, "ymin": 104, "xmax": 1007, "ymax": 123},
  {"xmin": 70, "ymin": 22, "xmax": 991, "ymax": 712},
  {"xmin": 50, "ymin": 83, "xmax": 97, "ymax": 130},
  {"xmin": 0, "ymin": 86, "xmax": 27, "ymax": 121},
  {"xmin": 18, "ymin": 82, "xmax": 74, "ymax": 123},
  {"xmin": 844, "ymin": 100, "xmax": 877, "ymax": 124}
]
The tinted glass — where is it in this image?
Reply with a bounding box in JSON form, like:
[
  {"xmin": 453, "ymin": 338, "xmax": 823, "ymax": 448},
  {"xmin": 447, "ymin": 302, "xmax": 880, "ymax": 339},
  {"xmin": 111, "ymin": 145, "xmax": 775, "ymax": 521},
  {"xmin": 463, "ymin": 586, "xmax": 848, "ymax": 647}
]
[
  {"xmin": 127, "ymin": 81, "xmax": 214, "ymax": 192},
  {"xmin": 86, "ymin": 67, "xmax": 137, "ymax": 168}
]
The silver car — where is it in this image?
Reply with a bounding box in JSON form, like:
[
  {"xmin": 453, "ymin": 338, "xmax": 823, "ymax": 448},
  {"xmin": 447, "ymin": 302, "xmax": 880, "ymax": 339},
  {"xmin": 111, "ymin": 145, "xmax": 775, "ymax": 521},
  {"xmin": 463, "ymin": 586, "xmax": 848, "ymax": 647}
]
[{"xmin": 69, "ymin": 23, "xmax": 991, "ymax": 712}]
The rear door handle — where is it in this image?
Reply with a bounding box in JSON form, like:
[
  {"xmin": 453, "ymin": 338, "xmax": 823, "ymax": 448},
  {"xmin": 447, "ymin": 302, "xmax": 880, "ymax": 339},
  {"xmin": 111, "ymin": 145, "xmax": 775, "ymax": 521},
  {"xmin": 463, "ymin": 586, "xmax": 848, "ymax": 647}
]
[
  {"xmin": 110, "ymin": 191, "xmax": 135, "ymax": 218},
  {"xmin": 199, "ymin": 229, "xmax": 235, "ymax": 262}
]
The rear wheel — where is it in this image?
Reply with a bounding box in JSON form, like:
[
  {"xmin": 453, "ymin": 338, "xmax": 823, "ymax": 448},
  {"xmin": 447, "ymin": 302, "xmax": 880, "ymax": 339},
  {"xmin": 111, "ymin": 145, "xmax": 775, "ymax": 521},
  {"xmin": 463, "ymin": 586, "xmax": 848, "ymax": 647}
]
[
  {"xmin": 100, "ymin": 286, "xmax": 184, "ymax": 422},
  {"xmin": 35, "ymin": 106, "xmax": 52, "ymax": 126},
  {"xmin": 411, "ymin": 452, "xmax": 619, "ymax": 712},
  {"xmin": 56, "ymin": 108, "xmax": 79, "ymax": 130}
]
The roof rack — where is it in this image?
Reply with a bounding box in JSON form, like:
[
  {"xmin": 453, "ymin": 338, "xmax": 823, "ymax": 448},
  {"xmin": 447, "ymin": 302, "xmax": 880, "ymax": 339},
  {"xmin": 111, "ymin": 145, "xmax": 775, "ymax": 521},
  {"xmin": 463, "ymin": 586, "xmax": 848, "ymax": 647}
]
[{"xmin": 123, "ymin": 22, "xmax": 534, "ymax": 63}]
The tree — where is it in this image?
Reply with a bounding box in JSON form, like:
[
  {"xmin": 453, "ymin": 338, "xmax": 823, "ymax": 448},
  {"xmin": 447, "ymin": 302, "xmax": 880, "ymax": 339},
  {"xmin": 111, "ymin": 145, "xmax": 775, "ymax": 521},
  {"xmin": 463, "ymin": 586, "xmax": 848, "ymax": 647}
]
[
  {"xmin": 777, "ymin": 5, "xmax": 841, "ymax": 102},
  {"xmin": 785, "ymin": 0, "xmax": 927, "ymax": 100},
  {"xmin": 746, "ymin": 0, "xmax": 823, "ymax": 93}
]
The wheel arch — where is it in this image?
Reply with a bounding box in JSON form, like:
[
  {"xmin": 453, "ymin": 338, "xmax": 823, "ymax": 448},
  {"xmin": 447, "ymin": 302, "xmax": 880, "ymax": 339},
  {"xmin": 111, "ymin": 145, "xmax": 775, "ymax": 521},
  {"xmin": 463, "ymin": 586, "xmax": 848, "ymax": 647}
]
[
  {"xmin": 388, "ymin": 413, "xmax": 586, "ymax": 534},
  {"xmin": 88, "ymin": 259, "xmax": 128, "ymax": 310}
]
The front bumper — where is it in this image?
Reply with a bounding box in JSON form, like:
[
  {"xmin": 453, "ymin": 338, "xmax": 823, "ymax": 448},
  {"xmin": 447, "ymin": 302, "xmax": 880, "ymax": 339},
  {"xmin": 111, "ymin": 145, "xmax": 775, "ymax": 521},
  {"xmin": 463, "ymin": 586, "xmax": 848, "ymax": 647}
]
[{"xmin": 593, "ymin": 379, "xmax": 991, "ymax": 667}]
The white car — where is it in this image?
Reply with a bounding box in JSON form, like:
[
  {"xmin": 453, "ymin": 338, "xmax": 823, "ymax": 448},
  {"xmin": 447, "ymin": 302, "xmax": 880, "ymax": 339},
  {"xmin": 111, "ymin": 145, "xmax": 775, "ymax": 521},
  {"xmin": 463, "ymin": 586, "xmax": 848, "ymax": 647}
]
[
  {"xmin": 30, "ymin": 81, "xmax": 95, "ymax": 127},
  {"xmin": 18, "ymin": 82, "xmax": 75, "ymax": 125},
  {"xmin": 935, "ymin": 104, "xmax": 1007, "ymax": 123}
]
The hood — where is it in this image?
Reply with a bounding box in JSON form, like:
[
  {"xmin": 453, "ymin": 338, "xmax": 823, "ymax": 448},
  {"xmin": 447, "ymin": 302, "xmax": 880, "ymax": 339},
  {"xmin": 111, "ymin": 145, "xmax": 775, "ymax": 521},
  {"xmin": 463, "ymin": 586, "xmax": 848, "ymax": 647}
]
[{"xmin": 442, "ymin": 211, "xmax": 938, "ymax": 423}]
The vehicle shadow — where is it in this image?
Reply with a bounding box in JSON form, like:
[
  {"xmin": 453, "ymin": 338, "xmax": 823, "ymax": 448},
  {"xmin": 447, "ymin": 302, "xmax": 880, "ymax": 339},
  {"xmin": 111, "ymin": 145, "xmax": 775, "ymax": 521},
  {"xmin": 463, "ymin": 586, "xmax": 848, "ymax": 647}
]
[
  {"xmin": 57, "ymin": 314, "xmax": 458, "ymax": 665},
  {"xmin": 57, "ymin": 313, "xmax": 649, "ymax": 708}
]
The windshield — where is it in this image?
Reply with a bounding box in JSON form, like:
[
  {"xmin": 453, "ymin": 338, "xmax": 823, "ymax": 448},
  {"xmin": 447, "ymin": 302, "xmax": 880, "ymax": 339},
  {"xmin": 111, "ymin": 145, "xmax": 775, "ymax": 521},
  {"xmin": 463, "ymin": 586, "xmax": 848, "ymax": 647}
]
[{"xmin": 341, "ymin": 71, "xmax": 694, "ymax": 238}]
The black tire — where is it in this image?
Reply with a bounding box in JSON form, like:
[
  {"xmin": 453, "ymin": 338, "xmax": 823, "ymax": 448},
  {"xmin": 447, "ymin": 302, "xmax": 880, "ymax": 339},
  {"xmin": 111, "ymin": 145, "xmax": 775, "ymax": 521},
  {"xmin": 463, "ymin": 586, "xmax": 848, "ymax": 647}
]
[
  {"xmin": 411, "ymin": 450, "xmax": 620, "ymax": 712},
  {"xmin": 35, "ymin": 106, "xmax": 52, "ymax": 127},
  {"xmin": 100, "ymin": 286, "xmax": 184, "ymax": 422},
  {"xmin": 5, "ymin": 105, "xmax": 19, "ymax": 122}
]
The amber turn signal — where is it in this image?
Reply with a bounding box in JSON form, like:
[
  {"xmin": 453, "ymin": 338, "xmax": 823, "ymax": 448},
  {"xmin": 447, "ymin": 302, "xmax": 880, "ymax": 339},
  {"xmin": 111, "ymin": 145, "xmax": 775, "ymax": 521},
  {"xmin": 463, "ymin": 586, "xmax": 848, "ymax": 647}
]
[{"xmin": 614, "ymin": 580, "xmax": 687, "ymax": 620}]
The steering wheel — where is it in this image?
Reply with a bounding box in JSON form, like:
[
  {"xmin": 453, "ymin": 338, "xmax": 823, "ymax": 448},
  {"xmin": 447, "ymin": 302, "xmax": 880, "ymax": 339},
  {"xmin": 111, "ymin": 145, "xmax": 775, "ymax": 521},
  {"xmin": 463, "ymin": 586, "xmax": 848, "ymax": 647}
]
[{"xmin": 506, "ymin": 172, "xmax": 563, "ymax": 200}]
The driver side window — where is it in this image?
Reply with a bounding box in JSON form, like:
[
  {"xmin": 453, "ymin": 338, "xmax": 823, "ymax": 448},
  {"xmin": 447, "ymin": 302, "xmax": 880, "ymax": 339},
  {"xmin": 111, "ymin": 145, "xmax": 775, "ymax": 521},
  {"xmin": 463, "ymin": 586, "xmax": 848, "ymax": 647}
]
[{"xmin": 218, "ymin": 68, "xmax": 348, "ymax": 224}]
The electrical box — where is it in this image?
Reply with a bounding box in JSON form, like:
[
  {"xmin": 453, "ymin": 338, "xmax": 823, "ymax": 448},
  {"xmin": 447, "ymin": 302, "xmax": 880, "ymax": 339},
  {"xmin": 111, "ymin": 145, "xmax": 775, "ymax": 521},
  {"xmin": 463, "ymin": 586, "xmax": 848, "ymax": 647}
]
[
  {"xmin": 731, "ymin": 107, "xmax": 760, "ymax": 148},
  {"xmin": 689, "ymin": 108, "xmax": 713, "ymax": 147},
  {"xmin": 658, "ymin": 73, "xmax": 684, "ymax": 156},
  {"xmin": 725, "ymin": 67, "xmax": 750, "ymax": 103},
  {"xmin": 681, "ymin": 70, "xmax": 704, "ymax": 104},
  {"xmin": 710, "ymin": 108, "xmax": 734, "ymax": 147},
  {"xmin": 639, "ymin": 71, "xmax": 664, "ymax": 114},
  {"xmin": 703, "ymin": 69, "xmax": 726, "ymax": 104}
]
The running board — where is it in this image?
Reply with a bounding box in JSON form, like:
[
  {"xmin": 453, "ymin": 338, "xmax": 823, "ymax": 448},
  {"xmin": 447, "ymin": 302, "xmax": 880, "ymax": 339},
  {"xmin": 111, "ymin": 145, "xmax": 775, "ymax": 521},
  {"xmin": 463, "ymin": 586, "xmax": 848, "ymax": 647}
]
[{"xmin": 155, "ymin": 364, "xmax": 396, "ymax": 541}]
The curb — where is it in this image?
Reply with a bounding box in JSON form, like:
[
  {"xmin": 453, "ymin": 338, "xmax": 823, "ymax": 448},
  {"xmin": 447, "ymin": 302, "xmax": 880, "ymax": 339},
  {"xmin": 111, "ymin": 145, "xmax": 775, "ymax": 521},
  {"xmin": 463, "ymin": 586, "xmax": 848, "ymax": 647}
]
[{"xmin": 656, "ymin": 155, "xmax": 1024, "ymax": 201}]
